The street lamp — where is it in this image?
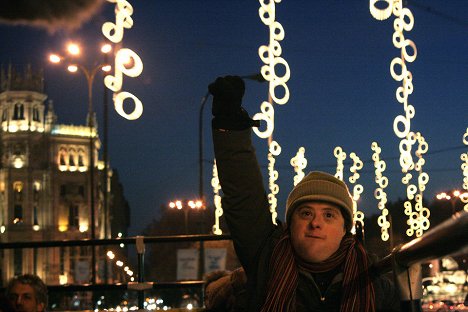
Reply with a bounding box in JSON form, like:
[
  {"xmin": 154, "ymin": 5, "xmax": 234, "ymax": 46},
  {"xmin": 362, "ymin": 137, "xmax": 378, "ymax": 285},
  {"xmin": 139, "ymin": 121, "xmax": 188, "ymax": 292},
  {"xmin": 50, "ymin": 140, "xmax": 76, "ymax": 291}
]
[
  {"xmin": 49, "ymin": 42, "xmax": 112, "ymax": 284},
  {"xmin": 436, "ymin": 190, "xmax": 468, "ymax": 214},
  {"xmin": 169, "ymin": 199, "xmax": 204, "ymax": 234}
]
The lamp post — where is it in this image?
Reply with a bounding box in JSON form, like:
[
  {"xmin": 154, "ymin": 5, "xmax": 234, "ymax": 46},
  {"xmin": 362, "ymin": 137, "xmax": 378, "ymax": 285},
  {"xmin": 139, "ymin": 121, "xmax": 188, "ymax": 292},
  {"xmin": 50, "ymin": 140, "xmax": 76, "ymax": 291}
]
[
  {"xmin": 436, "ymin": 190, "xmax": 468, "ymax": 215},
  {"xmin": 49, "ymin": 42, "xmax": 111, "ymax": 284},
  {"xmin": 169, "ymin": 199, "xmax": 205, "ymax": 280},
  {"xmin": 169, "ymin": 199, "xmax": 204, "ymax": 234}
]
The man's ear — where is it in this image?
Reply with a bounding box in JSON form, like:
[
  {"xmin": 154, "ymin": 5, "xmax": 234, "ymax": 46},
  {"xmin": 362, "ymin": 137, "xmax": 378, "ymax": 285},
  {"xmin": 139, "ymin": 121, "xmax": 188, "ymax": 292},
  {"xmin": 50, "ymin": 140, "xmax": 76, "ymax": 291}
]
[{"xmin": 37, "ymin": 302, "xmax": 45, "ymax": 312}]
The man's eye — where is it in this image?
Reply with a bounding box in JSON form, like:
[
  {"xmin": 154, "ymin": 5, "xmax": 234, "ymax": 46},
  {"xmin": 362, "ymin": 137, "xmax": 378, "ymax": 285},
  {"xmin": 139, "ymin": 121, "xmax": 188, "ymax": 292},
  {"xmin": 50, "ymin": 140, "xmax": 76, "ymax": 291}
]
[
  {"xmin": 300, "ymin": 210, "xmax": 311, "ymax": 217},
  {"xmin": 325, "ymin": 212, "xmax": 334, "ymax": 218}
]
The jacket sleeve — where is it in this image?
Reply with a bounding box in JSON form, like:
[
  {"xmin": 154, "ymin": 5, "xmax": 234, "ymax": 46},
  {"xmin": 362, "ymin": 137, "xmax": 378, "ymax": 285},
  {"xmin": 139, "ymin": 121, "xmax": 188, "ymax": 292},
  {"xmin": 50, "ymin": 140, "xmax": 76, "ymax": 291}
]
[{"xmin": 212, "ymin": 128, "xmax": 276, "ymax": 273}]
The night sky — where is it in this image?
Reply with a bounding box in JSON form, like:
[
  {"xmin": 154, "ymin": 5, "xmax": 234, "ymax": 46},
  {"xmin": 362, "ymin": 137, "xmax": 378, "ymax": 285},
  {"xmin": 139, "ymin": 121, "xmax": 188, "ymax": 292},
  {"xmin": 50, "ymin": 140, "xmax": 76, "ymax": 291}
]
[{"xmin": 0, "ymin": 1, "xmax": 467, "ymax": 236}]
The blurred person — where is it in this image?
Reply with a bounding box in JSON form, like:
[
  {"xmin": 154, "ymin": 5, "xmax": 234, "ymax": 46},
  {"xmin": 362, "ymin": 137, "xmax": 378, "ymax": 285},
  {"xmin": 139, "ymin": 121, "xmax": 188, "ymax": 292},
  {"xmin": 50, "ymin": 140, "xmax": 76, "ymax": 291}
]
[
  {"xmin": 204, "ymin": 267, "xmax": 247, "ymax": 311},
  {"xmin": 6, "ymin": 274, "xmax": 47, "ymax": 312},
  {"xmin": 208, "ymin": 76, "xmax": 400, "ymax": 311}
]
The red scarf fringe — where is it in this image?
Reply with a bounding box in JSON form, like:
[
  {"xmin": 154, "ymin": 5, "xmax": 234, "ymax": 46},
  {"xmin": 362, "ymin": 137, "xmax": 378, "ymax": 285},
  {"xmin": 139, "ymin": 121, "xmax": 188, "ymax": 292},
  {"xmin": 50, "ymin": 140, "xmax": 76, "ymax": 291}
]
[{"xmin": 261, "ymin": 231, "xmax": 375, "ymax": 312}]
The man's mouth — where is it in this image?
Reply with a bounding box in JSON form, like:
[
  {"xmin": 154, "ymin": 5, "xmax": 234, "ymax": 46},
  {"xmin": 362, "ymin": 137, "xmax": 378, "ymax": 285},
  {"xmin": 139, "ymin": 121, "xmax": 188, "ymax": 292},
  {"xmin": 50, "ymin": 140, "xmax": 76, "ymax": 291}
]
[{"xmin": 305, "ymin": 235, "xmax": 323, "ymax": 239}]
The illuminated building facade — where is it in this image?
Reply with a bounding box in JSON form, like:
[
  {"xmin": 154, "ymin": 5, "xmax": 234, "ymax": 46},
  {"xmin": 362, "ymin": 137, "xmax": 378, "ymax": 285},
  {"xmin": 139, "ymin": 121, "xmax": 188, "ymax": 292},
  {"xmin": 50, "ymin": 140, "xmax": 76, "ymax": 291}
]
[{"xmin": 0, "ymin": 64, "xmax": 129, "ymax": 285}]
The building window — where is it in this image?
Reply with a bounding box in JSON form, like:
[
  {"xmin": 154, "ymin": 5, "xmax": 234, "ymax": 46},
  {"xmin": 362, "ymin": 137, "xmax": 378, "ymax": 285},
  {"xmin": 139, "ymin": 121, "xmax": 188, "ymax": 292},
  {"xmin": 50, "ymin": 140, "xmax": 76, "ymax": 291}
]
[
  {"xmin": 13, "ymin": 204, "xmax": 23, "ymax": 224},
  {"xmin": 78, "ymin": 153, "xmax": 85, "ymax": 167},
  {"xmin": 14, "ymin": 249, "xmax": 22, "ymax": 276},
  {"xmin": 13, "ymin": 181, "xmax": 23, "ymax": 201},
  {"xmin": 69, "ymin": 154, "xmax": 76, "ymax": 166},
  {"xmin": 2, "ymin": 109, "xmax": 7, "ymax": 121},
  {"xmin": 33, "ymin": 181, "xmax": 41, "ymax": 201},
  {"xmin": 13, "ymin": 103, "xmax": 24, "ymax": 120},
  {"xmin": 32, "ymin": 106, "xmax": 40, "ymax": 121},
  {"xmin": 69, "ymin": 204, "xmax": 79, "ymax": 227},
  {"xmin": 60, "ymin": 247, "xmax": 65, "ymax": 274},
  {"xmin": 60, "ymin": 185, "xmax": 66, "ymax": 197}
]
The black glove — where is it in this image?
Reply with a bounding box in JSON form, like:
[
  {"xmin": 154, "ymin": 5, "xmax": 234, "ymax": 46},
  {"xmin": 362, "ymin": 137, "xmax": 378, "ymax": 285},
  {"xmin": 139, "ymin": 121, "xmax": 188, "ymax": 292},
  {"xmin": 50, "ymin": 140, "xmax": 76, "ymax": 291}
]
[{"xmin": 208, "ymin": 76, "xmax": 259, "ymax": 130}]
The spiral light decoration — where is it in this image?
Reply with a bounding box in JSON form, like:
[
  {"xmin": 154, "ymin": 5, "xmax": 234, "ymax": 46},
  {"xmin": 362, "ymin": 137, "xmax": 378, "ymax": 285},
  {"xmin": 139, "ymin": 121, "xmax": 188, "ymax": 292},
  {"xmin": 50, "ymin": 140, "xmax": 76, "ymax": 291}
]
[
  {"xmin": 461, "ymin": 128, "xmax": 468, "ymax": 211},
  {"xmin": 370, "ymin": 0, "xmax": 430, "ymax": 237},
  {"xmin": 211, "ymin": 161, "xmax": 223, "ymax": 235},
  {"xmin": 254, "ymin": 0, "xmax": 290, "ymax": 224},
  {"xmin": 349, "ymin": 152, "xmax": 365, "ymax": 226},
  {"xmin": 102, "ymin": 0, "xmax": 144, "ymax": 120},
  {"xmin": 371, "ymin": 142, "xmax": 390, "ymax": 241},
  {"xmin": 291, "ymin": 147, "xmax": 307, "ymax": 186},
  {"xmin": 334, "ymin": 147, "xmax": 347, "ymax": 181}
]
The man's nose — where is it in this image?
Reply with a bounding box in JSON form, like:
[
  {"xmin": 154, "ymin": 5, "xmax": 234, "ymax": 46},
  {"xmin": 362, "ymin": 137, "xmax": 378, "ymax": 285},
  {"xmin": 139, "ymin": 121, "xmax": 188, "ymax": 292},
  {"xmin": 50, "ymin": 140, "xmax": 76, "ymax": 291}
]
[
  {"xmin": 15, "ymin": 296, "xmax": 23, "ymax": 305},
  {"xmin": 309, "ymin": 213, "xmax": 322, "ymax": 228}
]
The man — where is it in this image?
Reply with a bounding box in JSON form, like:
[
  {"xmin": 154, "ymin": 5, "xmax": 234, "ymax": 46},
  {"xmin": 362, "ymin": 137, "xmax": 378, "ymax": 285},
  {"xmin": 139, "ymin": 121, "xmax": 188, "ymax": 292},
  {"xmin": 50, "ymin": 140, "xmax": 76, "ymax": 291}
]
[
  {"xmin": 208, "ymin": 76, "xmax": 400, "ymax": 311},
  {"xmin": 6, "ymin": 274, "xmax": 47, "ymax": 312}
]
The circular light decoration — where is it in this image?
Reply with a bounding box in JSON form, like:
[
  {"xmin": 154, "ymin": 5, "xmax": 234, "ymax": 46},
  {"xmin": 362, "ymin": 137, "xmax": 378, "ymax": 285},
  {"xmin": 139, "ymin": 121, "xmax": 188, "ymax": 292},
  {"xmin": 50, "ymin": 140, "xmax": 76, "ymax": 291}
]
[
  {"xmin": 211, "ymin": 160, "xmax": 223, "ymax": 235},
  {"xmin": 254, "ymin": 0, "xmax": 290, "ymax": 225},
  {"xmin": 370, "ymin": 0, "xmax": 431, "ymax": 237},
  {"xmin": 291, "ymin": 147, "xmax": 307, "ymax": 186},
  {"xmin": 369, "ymin": 0, "xmax": 393, "ymax": 21},
  {"xmin": 268, "ymin": 141, "xmax": 281, "ymax": 225},
  {"xmin": 102, "ymin": 0, "xmax": 144, "ymax": 120},
  {"xmin": 334, "ymin": 147, "xmax": 347, "ymax": 181},
  {"xmin": 371, "ymin": 142, "xmax": 390, "ymax": 241},
  {"xmin": 349, "ymin": 152, "xmax": 365, "ymax": 227},
  {"xmin": 253, "ymin": 0, "xmax": 291, "ymax": 136},
  {"xmin": 461, "ymin": 128, "xmax": 468, "ymax": 211}
]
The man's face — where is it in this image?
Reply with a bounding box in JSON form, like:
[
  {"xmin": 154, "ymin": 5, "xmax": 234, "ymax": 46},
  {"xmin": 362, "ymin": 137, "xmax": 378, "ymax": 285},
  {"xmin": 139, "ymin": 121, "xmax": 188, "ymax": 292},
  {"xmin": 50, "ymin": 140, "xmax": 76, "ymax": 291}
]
[
  {"xmin": 290, "ymin": 201, "xmax": 346, "ymax": 263},
  {"xmin": 8, "ymin": 282, "xmax": 44, "ymax": 312}
]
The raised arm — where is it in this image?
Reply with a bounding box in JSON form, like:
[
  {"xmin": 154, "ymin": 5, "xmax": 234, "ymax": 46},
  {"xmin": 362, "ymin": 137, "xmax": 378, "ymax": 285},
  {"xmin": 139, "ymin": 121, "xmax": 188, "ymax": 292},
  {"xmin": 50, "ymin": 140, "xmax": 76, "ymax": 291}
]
[{"xmin": 209, "ymin": 76, "xmax": 276, "ymax": 272}]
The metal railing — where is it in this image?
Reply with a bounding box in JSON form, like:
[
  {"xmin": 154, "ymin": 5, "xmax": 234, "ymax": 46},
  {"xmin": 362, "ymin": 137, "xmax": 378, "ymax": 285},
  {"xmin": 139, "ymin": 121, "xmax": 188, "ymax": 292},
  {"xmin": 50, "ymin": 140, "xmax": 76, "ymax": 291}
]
[{"xmin": 1, "ymin": 211, "xmax": 467, "ymax": 311}]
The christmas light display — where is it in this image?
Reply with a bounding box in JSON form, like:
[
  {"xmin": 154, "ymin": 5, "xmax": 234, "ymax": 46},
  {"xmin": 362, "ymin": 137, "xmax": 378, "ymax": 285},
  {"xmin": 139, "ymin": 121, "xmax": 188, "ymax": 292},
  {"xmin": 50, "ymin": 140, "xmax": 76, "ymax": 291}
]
[
  {"xmin": 211, "ymin": 161, "xmax": 223, "ymax": 235},
  {"xmin": 102, "ymin": 0, "xmax": 144, "ymax": 120},
  {"xmin": 291, "ymin": 147, "xmax": 307, "ymax": 186},
  {"xmin": 462, "ymin": 128, "xmax": 468, "ymax": 211},
  {"xmin": 371, "ymin": 142, "xmax": 390, "ymax": 241},
  {"xmin": 334, "ymin": 147, "xmax": 347, "ymax": 181},
  {"xmin": 268, "ymin": 141, "xmax": 281, "ymax": 225},
  {"xmin": 349, "ymin": 152, "xmax": 365, "ymax": 226},
  {"xmin": 405, "ymin": 132, "xmax": 430, "ymax": 237},
  {"xmin": 370, "ymin": 0, "xmax": 430, "ymax": 237},
  {"xmin": 253, "ymin": 0, "xmax": 290, "ymax": 224}
]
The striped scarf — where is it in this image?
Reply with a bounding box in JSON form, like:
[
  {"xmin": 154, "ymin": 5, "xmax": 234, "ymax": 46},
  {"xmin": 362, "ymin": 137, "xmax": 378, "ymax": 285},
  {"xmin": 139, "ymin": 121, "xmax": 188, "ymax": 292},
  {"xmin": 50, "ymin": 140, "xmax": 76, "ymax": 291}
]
[{"xmin": 260, "ymin": 231, "xmax": 375, "ymax": 312}]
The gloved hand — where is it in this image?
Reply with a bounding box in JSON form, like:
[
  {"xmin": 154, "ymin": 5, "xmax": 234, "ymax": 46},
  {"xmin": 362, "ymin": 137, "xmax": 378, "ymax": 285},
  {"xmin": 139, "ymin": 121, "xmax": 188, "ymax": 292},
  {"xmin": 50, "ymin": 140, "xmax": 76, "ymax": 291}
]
[{"xmin": 208, "ymin": 76, "xmax": 259, "ymax": 130}]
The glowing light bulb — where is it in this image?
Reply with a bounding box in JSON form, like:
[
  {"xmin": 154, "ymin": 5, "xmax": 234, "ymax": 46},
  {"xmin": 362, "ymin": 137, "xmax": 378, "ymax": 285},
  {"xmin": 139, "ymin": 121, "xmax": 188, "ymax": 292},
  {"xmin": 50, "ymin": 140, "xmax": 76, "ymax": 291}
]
[
  {"xmin": 67, "ymin": 65, "xmax": 78, "ymax": 73},
  {"xmin": 67, "ymin": 43, "xmax": 80, "ymax": 56},
  {"xmin": 49, "ymin": 54, "xmax": 61, "ymax": 63},
  {"xmin": 101, "ymin": 43, "xmax": 112, "ymax": 54}
]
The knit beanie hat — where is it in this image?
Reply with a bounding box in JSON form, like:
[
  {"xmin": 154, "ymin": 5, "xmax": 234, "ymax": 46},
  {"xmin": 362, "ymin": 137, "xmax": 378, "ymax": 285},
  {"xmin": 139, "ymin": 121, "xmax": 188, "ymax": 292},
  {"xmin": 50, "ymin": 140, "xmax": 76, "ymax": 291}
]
[{"xmin": 285, "ymin": 171, "xmax": 354, "ymax": 231}]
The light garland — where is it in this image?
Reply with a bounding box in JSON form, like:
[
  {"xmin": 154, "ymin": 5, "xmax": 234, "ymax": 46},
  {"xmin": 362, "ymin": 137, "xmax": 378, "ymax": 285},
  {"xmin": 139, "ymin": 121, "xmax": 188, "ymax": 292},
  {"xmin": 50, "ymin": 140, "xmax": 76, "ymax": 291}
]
[
  {"xmin": 414, "ymin": 132, "xmax": 430, "ymax": 237},
  {"xmin": 102, "ymin": 0, "xmax": 144, "ymax": 120},
  {"xmin": 371, "ymin": 142, "xmax": 390, "ymax": 241},
  {"xmin": 370, "ymin": 0, "xmax": 430, "ymax": 237},
  {"xmin": 461, "ymin": 128, "xmax": 468, "ymax": 211},
  {"xmin": 254, "ymin": 0, "xmax": 290, "ymax": 224},
  {"xmin": 334, "ymin": 147, "xmax": 347, "ymax": 181},
  {"xmin": 211, "ymin": 161, "xmax": 223, "ymax": 235},
  {"xmin": 349, "ymin": 152, "xmax": 365, "ymax": 226},
  {"xmin": 268, "ymin": 141, "xmax": 281, "ymax": 225},
  {"xmin": 290, "ymin": 147, "xmax": 307, "ymax": 186},
  {"xmin": 253, "ymin": 0, "xmax": 290, "ymax": 139},
  {"xmin": 403, "ymin": 132, "xmax": 430, "ymax": 237}
]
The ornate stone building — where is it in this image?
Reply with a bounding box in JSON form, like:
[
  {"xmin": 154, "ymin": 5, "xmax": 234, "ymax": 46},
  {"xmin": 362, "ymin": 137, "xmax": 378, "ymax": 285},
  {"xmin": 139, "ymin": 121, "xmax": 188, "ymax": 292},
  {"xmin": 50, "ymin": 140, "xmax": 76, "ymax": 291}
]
[{"xmin": 0, "ymin": 64, "xmax": 130, "ymax": 285}]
